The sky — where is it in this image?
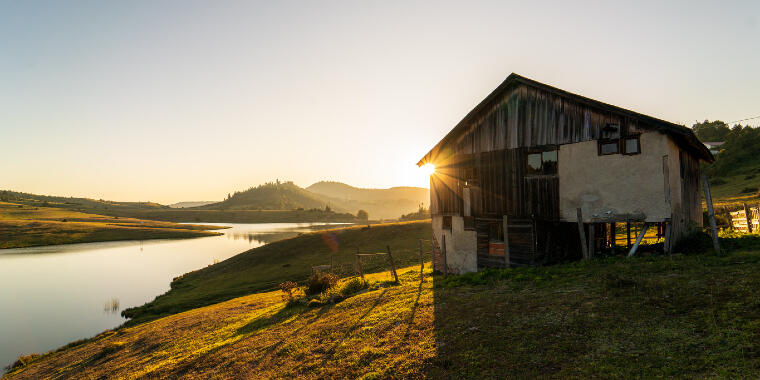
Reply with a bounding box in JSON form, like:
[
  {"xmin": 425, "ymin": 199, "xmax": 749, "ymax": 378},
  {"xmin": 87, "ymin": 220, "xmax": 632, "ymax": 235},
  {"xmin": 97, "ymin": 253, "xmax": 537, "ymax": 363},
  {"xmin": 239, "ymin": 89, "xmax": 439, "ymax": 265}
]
[{"xmin": 1, "ymin": 0, "xmax": 759, "ymax": 204}]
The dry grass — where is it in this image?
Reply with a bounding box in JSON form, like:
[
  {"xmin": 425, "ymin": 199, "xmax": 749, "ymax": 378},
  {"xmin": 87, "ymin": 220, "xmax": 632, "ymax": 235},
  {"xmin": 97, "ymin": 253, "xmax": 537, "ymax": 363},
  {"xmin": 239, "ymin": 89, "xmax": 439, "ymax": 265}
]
[
  {"xmin": 7, "ymin": 246, "xmax": 760, "ymax": 379},
  {"xmin": 0, "ymin": 201, "xmax": 222, "ymax": 249}
]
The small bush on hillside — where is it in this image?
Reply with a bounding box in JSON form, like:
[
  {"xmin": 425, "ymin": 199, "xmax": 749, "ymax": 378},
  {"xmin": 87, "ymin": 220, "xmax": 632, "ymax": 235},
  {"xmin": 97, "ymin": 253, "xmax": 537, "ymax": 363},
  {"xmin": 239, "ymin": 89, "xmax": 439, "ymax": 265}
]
[
  {"xmin": 306, "ymin": 272, "xmax": 338, "ymax": 295},
  {"xmin": 740, "ymin": 187, "xmax": 758, "ymax": 194},
  {"xmin": 279, "ymin": 281, "xmax": 298, "ymax": 301},
  {"xmin": 308, "ymin": 277, "xmax": 372, "ymax": 307}
]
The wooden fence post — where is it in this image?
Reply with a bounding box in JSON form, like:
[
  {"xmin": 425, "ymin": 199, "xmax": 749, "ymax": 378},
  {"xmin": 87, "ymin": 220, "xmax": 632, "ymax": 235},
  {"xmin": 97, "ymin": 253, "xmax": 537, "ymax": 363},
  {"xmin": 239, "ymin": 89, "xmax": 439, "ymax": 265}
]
[
  {"xmin": 442, "ymin": 235, "xmax": 448, "ymax": 277},
  {"xmin": 588, "ymin": 224, "xmax": 595, "ymax": 259},
  {"xmin": 503, "ymin": 215, "xmax": 510, "ymax": 268},
  {"xmin": 577, "ymin": 208, "xmax": 589, "ymax": 259},
  {"xmin": 702, "ymin": 175, "xmax": 721, "ymax": 255},
  {"xmin": 744, "ymin": 202, "xmax": 753, "ymax": 234},
  {"xmin": 386, "ymin": 245, "xmax": 399, "ymax": 283},
  {"xmin": 356, "ymin": 247, "xmax": 363, "ymax": 278},
  {"xmin": 418, "ymin": 239, "xmax": 424, "ymax": 280},
  {"xmin": 628, "ymin": 223, "xmax": 649, "ymax": 257},
  {"xmin": 626, "ymin": 221, "xmax": 632, "ymax": 249}
]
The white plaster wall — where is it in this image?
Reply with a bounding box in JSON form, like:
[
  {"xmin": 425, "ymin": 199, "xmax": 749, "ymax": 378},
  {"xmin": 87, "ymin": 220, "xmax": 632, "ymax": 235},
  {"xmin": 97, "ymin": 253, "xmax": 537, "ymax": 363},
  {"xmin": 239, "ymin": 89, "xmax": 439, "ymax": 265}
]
[
  {"xmin": 559, "ymin": 132, "xmax": 672, "ymax": 222},
  {"xmin": 432, "ymin": 216, "xmax": 477, "ymax": 274}
]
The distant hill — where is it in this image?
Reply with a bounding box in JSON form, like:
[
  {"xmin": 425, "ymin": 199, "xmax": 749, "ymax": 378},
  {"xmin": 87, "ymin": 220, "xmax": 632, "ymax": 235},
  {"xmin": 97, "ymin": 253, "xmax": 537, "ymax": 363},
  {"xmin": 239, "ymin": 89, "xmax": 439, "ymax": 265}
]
[
  {"xmin": 306, "ymin": 181, "xmax": 428, "ymax": 220},
  {"xmin": 168, "ymin": 201, "xmax": 218, "ymax": 209},
  {"xmin": 198, "ymin": 181, "xmax": 341, "ymax": 211},
  {"xmin": 0, "ymin": 190, "xmax": 168, "ymax": 213},
  {"xmin": 196, "ymin": 181, "xmax": 429, "ymax": 220}
]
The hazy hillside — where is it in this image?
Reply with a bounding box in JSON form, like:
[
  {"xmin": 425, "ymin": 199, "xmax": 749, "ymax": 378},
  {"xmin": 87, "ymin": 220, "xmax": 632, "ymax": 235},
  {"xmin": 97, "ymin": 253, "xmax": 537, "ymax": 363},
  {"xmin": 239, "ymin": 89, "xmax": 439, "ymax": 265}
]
[
  {"xmin": 168, "ymin": 201, "xmax": 218, "ymax": 208},
  {"xmin": 0, "ymin": 190, "xmax": 167, "ymax": 213},
  {"xmin": 198, "ymin": 181, "xmax": 341, "ymax": 211},
  {"xmin": 196, "ymin": 181, "xmax": 428, "ymax": 220},
  {"xmin": 306, "ymin": 181, "xmax": 428, "ymax": 220}
]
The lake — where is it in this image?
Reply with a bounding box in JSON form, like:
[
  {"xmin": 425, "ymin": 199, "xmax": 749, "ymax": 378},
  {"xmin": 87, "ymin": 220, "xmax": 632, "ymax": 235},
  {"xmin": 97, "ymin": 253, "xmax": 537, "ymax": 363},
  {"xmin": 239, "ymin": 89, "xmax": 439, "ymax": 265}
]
[{"xmin": 0, "ymin": 222, "xmax": 347, "ymax": 370}]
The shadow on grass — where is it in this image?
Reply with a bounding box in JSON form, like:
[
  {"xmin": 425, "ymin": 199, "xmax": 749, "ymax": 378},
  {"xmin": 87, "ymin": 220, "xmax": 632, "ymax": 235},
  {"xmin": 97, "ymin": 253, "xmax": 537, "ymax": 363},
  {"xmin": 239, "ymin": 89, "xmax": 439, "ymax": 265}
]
[{"xmin": 425, "ymin": 246, "xmax": 760, "ymax": 379}]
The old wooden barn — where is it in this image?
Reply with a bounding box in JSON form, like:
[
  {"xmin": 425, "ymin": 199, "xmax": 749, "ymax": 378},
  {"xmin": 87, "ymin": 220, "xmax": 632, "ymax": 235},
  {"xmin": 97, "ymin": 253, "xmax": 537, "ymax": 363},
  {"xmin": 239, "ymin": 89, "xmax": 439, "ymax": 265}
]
[{"xmin": 418, "ymin": 73, "xmax": 714, "ymax": 273}]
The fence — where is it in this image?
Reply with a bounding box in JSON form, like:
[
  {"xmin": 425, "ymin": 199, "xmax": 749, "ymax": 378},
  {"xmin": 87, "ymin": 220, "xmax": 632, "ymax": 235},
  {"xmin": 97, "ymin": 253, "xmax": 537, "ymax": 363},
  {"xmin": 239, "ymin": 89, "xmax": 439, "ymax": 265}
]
[
  {"xmin": 310, "ymin": 240, "xmax": 434, "ymax": 283},
  {"xmin": 728, "ymin": 204, "xmax": 760, "ymax": 233}
]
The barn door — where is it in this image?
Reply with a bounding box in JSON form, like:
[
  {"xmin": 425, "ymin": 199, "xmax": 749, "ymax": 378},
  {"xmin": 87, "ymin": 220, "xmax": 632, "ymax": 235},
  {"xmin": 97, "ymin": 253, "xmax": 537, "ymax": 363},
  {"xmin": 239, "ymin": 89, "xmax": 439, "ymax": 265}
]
[{"xmin": 524, "ymin": 149, "xmax": 559, "ymax": 221}]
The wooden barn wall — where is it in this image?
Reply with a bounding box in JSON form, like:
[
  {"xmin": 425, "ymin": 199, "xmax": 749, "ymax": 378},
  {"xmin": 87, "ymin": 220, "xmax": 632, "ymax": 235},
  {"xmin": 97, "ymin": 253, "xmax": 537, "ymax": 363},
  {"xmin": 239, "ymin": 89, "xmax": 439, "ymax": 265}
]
[
  {"xmin": 678, "ymin": 150, "xmax": 702, "ymax": 233},
  {"xmin": 450, "ymin": 84, "xmax": 647, "ymax": 155}
]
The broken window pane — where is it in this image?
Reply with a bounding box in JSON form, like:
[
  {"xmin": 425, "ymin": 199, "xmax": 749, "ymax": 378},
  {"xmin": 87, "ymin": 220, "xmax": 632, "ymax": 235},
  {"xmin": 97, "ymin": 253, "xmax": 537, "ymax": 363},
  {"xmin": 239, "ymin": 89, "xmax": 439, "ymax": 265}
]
[
  {"xmin": 527, "ymin": 153, "xmax": 542, "ymax": 175},
  {"xmin": 542, "ymin": 151, "xmax": 558, "ymax": 174}
]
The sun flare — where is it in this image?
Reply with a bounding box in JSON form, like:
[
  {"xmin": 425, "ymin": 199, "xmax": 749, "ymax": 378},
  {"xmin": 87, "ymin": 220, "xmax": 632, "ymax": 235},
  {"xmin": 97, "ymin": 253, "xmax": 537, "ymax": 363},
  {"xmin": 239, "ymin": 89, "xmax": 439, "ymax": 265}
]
[{"xmin": 421, "ymin": 163, "xmax": 436, "ymax": 176}]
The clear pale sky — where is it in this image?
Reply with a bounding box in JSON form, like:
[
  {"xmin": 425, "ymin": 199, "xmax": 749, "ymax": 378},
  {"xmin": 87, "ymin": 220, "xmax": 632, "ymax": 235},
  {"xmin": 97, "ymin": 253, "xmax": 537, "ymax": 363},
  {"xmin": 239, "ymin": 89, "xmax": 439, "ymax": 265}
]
[{"xmin": 2, "ymin": 1, "xmax": 758, "ymax": 204}]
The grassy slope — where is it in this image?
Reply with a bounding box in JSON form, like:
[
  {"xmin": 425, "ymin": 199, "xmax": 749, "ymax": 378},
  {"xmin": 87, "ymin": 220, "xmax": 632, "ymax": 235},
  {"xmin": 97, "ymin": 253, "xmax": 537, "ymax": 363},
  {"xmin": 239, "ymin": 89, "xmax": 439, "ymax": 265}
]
[
  {"xmin": 0, "ymin": 202, "xmax": 222, "ymax": 249},
  {"xmin": 121, "ymin": 221, "xmax": 432, "ymax": 325},
  {"xmin": 8, "ymin": 248, "xmax": 760, "ymax": 379},
  {"xmin": 0, "ymin": 190, "xmax": 359, "ymax": 224}
]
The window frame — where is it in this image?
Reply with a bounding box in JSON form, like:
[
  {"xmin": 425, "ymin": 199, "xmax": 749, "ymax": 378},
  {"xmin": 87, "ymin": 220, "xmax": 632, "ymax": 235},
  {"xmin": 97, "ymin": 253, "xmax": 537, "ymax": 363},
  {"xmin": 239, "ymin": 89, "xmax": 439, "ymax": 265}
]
[
  {"xmin": 622, "ymin": 134, "xmax": 641, "ymax": 155},
  {"xmin": 525, "ymin": 148, "xmax": 559, "ymax": 176},
  {"xmin": 597, "ymin": 138, "xmax": 620, "ymax": 156}
]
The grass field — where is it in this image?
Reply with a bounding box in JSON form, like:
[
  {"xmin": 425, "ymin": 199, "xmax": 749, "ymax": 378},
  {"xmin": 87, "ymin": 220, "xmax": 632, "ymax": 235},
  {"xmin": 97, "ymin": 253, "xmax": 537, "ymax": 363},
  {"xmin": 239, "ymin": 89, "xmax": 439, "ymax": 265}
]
[
  {"xmin": 0, "ymin": 202, "xmax": 223, "ymax": 249},
  {"xmin": 7, "ymin": 241, "xmax": 760, "ymax": 378},
  {"xmin": 121, "ymin": 220, "xmax": 432, "ymax": 325},
  {"xmin": 99, "ymin": 208, "xmax": 360, "ymax": 224}
]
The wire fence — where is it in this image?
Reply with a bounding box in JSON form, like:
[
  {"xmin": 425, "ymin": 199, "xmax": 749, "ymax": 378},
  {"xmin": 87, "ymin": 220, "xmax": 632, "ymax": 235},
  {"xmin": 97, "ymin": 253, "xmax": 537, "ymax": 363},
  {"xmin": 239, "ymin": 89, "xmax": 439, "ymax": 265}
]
[{"xmin": 310, "ymin": 239, "xmax": 435, "ymax": 283}]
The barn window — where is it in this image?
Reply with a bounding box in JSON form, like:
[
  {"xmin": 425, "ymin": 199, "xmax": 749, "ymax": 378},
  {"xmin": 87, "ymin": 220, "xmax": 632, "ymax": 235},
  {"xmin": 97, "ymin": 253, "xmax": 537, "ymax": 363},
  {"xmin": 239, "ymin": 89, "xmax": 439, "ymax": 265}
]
[
  {"xmin": 598, "ymin": 140, "xmax": 619, "ymax": 155},
  {"xmin": 526, "ymin": 150, "xmax": 558, "ymax": 175},
  {"xmin": 623, "ymin": 135, "xmax": 641, "ymax": 155},
  {"xmin": 442, "ymin": 215, "xmax": 452, "ymax": 231}
]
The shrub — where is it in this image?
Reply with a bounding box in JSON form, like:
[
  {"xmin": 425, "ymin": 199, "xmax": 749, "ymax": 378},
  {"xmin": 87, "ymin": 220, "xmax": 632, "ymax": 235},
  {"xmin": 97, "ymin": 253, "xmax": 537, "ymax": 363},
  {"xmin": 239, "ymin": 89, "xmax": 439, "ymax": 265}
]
[
  {"xmin": 306, "ymin": 272, "xmax": 338, "ymax": 295},
  {"xmin": 745, "ymin": 174, "xmax": 756, "ymax": 180},
  {"xmin": 279, "ymin": 281, "xmax": 298, "ymax": 301},
  {"xmin": 740, "ymin": 187, "xmax": 758, "ymax": 194},
  {"xmin": 338, "ymin": 277, "xmax": 370, "ymax": 297}
]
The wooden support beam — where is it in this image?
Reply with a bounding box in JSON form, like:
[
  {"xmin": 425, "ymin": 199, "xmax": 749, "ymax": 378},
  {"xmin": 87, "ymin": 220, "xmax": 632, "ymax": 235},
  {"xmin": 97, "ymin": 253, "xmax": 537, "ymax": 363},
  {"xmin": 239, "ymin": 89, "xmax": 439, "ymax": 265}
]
[
  {"xmin": 577, "ymin": 208, "xmax": 589, "ymax": 259},
  {"xmin": 626, "ymin": 221, "xmax": 631, "ymax": 249},
  {"xmin": 627, "ymin": 223, "xmax": 648, "ymax": 257},
  {"xmin": 663, "ymin": 220, "xmax": 672, "ymax": 255},
  {"xmin": 588, "ymin": 224, "xmax": 595, "ymax": 259},
  {"xmin": 502, "ymin": 215, "xmax": 510, "ymax": 268},
  {"xmin": 702, "ymin": 175, "xmax": 721, "ymax": 255},
  {"xmin": 610, "ymin": 223, "xmax": 616, "ymax": 250},
  {"xmin": 744, "ymin": 202, "xmax": 753, "ymax": 234}
]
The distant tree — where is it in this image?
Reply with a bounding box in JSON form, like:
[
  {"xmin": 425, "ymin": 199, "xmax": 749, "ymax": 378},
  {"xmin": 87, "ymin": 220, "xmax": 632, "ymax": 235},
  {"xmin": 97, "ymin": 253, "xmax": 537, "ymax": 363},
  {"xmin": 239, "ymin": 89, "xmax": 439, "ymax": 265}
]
[
  {"xmin": 357, "ymin": 209, "xmax": 369, "ymax": 220},
  {"xmin": 692, "ymin": 120, "xmax": 731, "ymax": 142},
  {"xmin": 325, "ymin": 205, "xmax": 332, "ymax": 212}
]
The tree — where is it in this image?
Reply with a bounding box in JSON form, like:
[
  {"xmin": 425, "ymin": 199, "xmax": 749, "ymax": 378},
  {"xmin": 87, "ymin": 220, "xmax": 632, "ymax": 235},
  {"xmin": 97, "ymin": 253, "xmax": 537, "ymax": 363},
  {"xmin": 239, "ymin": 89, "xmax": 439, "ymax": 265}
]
[
  {"xmin": 692, "ymin": 120, "xmax": 730, "ymax": 142},
  {"xmin": 357, "ymin": 209, "xmax": 369, "ymax": 220}
]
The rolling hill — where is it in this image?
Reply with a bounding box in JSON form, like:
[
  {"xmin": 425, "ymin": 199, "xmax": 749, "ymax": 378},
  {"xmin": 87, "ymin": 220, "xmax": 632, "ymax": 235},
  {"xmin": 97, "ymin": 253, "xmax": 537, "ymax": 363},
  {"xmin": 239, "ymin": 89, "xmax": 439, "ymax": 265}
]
[{"xmin": 197, "ymin": 181, "xmax": 429, "ymax": 220}]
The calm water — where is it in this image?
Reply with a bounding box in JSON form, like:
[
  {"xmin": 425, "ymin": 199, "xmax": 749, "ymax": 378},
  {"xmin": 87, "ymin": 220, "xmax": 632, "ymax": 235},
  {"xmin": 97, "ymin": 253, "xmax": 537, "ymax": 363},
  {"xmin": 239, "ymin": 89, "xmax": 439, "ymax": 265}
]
[{"xmin": 0, "ymin": 222, "xmax": 347, "ymax": 370}]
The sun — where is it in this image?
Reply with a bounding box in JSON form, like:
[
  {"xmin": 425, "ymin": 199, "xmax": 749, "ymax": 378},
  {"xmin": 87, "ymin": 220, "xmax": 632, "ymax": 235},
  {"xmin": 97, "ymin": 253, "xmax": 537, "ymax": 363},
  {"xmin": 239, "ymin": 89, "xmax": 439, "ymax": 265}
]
[{"xmin": 421, "ymin": 163, "xmax": 436, "ymax": 176}]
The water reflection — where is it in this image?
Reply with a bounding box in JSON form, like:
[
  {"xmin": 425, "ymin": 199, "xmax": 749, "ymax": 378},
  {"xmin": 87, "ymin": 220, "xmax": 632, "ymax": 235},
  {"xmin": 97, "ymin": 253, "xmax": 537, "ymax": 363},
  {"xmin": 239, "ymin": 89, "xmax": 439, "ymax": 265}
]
[
  {"xmin": 0, "ymin": 222, "xmax": 349, "ymax": 371},
  {"xmin": 103, "ymin": 298, "xmax": 120, "ymax": 314}
]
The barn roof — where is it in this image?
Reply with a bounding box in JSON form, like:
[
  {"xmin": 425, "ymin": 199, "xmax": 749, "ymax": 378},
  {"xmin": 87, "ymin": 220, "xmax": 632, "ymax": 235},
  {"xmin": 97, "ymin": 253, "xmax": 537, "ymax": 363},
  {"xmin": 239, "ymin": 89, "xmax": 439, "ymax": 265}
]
[{"xmin": 417, "ymin": 73, "xmax": 714, "ymax": 165}]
